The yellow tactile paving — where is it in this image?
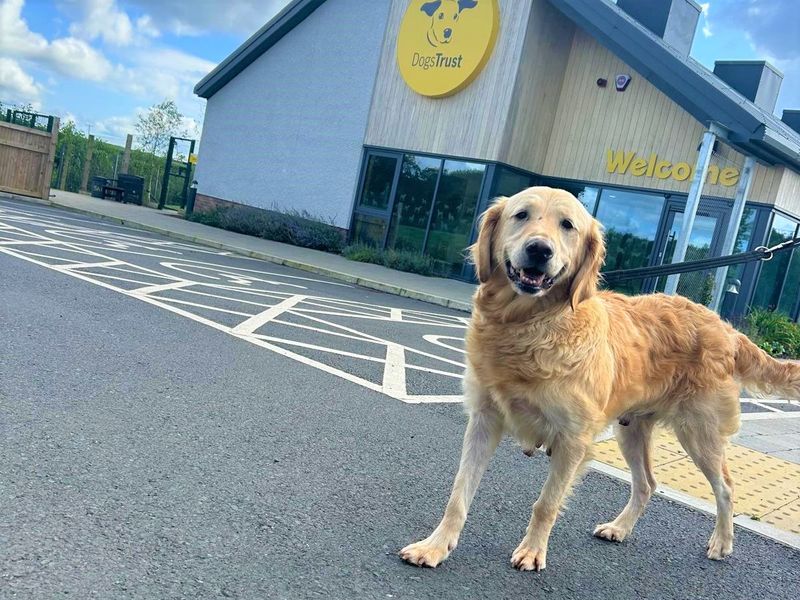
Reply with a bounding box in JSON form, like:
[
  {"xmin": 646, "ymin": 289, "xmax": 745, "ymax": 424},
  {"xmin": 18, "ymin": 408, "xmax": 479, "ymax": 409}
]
[{"xmin": 594, "ymin": 428, "xmax": 800, "ymax": 534}]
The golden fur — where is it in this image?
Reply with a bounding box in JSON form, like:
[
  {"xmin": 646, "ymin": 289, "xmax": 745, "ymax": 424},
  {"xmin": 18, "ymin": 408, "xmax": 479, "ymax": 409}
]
[{"xmin": 400, "ymin": 186, "xmax": 800, "ymax": 571}]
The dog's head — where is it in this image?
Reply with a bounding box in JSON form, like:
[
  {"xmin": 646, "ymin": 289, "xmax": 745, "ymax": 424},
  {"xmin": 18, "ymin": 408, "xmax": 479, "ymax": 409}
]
[
  {"xmin": 471, "ymin": 187, "xmax": 605, "ymax": 309},
  {"xmin": 420, "ymin": 0, "xmax": 478, "ymax": 46}
]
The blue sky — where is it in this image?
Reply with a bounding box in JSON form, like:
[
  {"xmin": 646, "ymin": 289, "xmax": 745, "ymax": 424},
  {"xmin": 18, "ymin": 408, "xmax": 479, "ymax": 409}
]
[{"xmin": 0, "ymin": 0, "xmax": 798, "ymax": 149}]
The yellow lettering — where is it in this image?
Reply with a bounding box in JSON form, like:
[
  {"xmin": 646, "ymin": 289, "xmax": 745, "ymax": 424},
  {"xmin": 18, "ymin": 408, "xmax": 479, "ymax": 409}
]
[
  {"xmin": 646, "ymin": 153, "xmax": 657, "ymax": 177},
  {"xmin": 719, "ymin": 167, "xmax": 739, "ymax": 186},
  {"xmin": 707, "ymin": 164, "xmax": 720, "ymax": 185},
  {"xmin": 606, "ymin": 149, "xmax": 635, "ymax": 174},
  {"xmin": 655, "ymin": 160, "xmax": 672, "ymax": 179},
  {"xmin": 673, "ymin": 162, "xmax": 692, "ymax": 181},
  {"xmin": 630, "ymin": 158, "xmax": 648, "ymax": 176}
]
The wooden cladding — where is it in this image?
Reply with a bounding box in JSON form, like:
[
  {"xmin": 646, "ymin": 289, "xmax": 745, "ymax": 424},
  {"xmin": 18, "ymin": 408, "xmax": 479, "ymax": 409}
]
[{"xmin": 0, "ymin": 119, "xmax": 60, "ymax": 200}]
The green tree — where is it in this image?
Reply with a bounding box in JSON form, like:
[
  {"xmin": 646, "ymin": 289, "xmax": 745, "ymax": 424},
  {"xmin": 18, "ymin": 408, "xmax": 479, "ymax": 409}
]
[{"xmin": 134, "ymin": 99, "xmax": 185, "ymax": 157}]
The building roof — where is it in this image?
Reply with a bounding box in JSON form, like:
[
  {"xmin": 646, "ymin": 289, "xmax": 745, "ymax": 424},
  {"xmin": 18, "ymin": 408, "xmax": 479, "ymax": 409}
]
[
  {"xmin": 195, "ymin": 0, "xmax": 800, "ymax": 170},
  {"xmin": 550, "ymin": 0, "xmax": 800, "ymax": 170},
  {"xmin": 194, "ymin": 0, "xmax": 327, "ymax": 99}
]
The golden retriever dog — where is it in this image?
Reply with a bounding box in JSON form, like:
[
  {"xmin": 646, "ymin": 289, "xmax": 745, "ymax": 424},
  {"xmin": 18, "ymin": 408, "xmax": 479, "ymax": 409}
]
[{"xmin": 400, "ymin": 186, "xmax": 800, "ymax": 571}]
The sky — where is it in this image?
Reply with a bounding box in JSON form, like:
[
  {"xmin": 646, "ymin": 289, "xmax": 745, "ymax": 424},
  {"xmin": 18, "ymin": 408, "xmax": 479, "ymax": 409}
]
[{"xmin": 0, "ymin": 0, "xmax": 798, "ymax": 149}]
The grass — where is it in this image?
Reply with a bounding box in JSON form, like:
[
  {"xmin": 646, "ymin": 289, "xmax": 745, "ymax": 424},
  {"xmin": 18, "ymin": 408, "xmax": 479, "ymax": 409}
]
[{"xmin": 738, "ymin": 308, "xmax": 800, "ymax": 359}]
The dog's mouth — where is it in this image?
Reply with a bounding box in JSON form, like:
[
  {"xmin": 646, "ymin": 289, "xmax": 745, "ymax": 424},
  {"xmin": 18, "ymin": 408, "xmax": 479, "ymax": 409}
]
[{"xmin": 505, "ymin": 261, "xmax": 563, "ymax": 294}]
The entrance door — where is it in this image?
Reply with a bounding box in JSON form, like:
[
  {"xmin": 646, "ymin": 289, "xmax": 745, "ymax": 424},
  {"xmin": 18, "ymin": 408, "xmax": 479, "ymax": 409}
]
[
  {"xmin": 650, "ymin": 204, "xmax": 726, "ymax": 302},
  {"xmin": 350, "ymin": 151, "xmax": 401, "ymax": 247}
]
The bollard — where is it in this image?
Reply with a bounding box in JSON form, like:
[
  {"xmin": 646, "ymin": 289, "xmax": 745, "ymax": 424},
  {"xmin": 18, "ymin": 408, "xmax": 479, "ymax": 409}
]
[{"xmin": 185, "ymin": 180, "xmax": 198, "ymax": 216}]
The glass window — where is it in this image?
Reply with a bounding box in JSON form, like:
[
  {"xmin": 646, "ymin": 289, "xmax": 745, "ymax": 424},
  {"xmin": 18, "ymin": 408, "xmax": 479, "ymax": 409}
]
[
  {"xmin": 720, "ymin": 207, "xmax": 757, "ymax": 319},
  {"xmin": 777, "ymin": 250, "xmax": 800, "ymax": 316},
  {"xmin": 351, "ymin": 213, "xmax": 387, "ymax": 247},
  {"xmin": 594, "ymin": 189, "xmax": 666, "ymax": 294},
  {"xmin": 357, "ymin": 154, "xmax": 397, "ymax": 210},
  {"xmin": 386, "ymin": 155, "xmax": 440, "ymax": 253},
  {"xmin": 752, "ymin": 214, "xmax": 797, "ymax": 311},
  {"xmin": 655, "ymin": 211, "xmax": 719, "ymax": 303},
  {"xmin": 560, "ymin": 184, "xmax": 600, "ymax": 215},
  {"xmin": 425, "ymin": 160, "xmax": 486, "ymax": 277},
  {"xmin": 491, "ymin": 167, "xmax": 534, "ymax": 198}
]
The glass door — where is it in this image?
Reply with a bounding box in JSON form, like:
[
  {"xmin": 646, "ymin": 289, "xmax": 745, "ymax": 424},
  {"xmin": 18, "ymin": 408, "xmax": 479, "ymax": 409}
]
[
  {"xmin": 651, "ymin": 205, "xmax": 726, "ymax": 303},
  {"xmin": 350, "ymin": 151, "xmax": 401, "ymax": 247}
]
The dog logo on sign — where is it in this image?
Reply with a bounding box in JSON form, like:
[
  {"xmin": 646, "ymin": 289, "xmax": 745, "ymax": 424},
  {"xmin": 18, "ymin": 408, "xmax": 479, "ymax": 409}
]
[{"xmin": 420, "ymin": 0, "xmax": 478, "ymax": 47}]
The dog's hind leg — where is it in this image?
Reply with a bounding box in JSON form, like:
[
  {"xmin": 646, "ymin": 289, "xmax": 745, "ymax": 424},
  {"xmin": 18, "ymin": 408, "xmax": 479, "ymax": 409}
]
[
  {"xmin": 594, "ymin": 416, "xmax": 657, "ymax": 542},
  {"xmin": 673, "ymin": 411, "xmax": 735, "ymax": 560},
  {"xmin": 511, "ymin": 435, "xmax": 590, "ymax": 571},
  {"xmin": 399, "ymin": 384, "xmax": 503, "ymax": 568}
]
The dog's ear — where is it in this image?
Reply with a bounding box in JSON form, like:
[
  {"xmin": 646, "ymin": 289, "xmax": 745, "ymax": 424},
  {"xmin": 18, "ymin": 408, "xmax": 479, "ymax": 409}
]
[
  {"xmin": 420, "ymin": 0, "xmax": 442, "ymax": 17},
  {"xmin": 569, "ymin": 218, "xmax": 606, "ymax": 310},
  {"xmin": 458, "ymin": 0, "xmax": 478, "ymax": 11},
  {"xmin": 471, "ymin": 198, "xmax": 506, "ymax": 284}
]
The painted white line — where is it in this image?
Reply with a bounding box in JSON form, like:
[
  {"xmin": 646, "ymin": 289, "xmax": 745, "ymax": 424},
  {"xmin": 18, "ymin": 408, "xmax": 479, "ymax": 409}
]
[
  {"xmin": 383, "ymin": 344, "xmax": 407, "ymax": 397},
  {"xmin": 252, "ymin": 335, "xmax": 384, "ymax": 363},
  {"xmin": 741, "ymin": 411, "xmax": 800, "ymax": 421},
  {"xmin": 390, "ymin": 308, "xmax": 403, "ymax": 322},
  {"xmin": 588, "ymin": 460, "xmax": 800, "ymax": 551},
  {"xmin": 423, "ymin": 335, "xmax": 466, "ymax": 355},
  {"xmin": 0, "ymin": 239, "xmax": 61, "ymax": 246},
  {"xmin": 132, "ymin": 280, "xmax": 195, "ymax": 295},
  {"xmin": 400, "ymin": 394, "xmax": 462, "ymax": 404},
  {"xmin": 57, "ymin": 260, "xmax": 124, "ymax": 270},
  {"xmin": 232, "ymin": 295, "xmax": 307, "ymax": 334},
  {"xmin": 143, "ymin": 296, "xmax": 255, "ymax": 318},
  {"xmin": 747, "ymin": 400, "xmax": 782, "ymax": 413}
]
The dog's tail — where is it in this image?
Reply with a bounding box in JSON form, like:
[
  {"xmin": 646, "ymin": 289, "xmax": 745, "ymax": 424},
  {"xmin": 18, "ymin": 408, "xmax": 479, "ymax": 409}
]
[{"xmin": 734, "ymin": 333, "xmax": 800, "ymax": 398}]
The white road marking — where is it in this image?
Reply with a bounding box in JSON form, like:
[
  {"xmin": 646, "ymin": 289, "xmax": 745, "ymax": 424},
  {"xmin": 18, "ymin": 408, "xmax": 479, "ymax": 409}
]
[
  {"xmin": 423, "ymin": 335, "xmax": 466, "ymax": 354},
  {"xmin": 232, "ymin": 295, "xmax": 307, "ymax": 334},
  {"xmin": 133, "ymin": 280, "xmax": 196, "ymax": 295},
  {"xmin": 57, "ymin": 260, "xmax": 124, "ymax": 270},
  {"xmin": 383, "ymin": 344, "xmax": 407, "ymax": 397}
]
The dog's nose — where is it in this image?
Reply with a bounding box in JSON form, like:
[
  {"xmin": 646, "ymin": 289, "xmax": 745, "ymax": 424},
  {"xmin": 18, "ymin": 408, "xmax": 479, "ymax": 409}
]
[
  {"xmin": 525, "ymin": 239, "xmax": 553, "ymax": 265},
  {"xmin": 443, "ymin": 28, "xmax": 452, "ymax": 38}
]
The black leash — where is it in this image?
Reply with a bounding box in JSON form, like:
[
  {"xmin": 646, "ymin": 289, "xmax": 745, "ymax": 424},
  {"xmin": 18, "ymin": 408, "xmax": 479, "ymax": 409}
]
[{"xmin": 601, "ymin": 237, "xmax": 800, "ymax": 284}]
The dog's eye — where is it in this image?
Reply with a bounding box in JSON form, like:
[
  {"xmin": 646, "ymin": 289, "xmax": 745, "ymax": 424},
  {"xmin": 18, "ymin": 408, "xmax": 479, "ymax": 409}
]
[
  {"xmin": 561, "ymin": 219, "xmax": 575, "ymax": 231},
  {"xmin": 514, "ymin": 211, "xmax": 528, "ymax": 221}
]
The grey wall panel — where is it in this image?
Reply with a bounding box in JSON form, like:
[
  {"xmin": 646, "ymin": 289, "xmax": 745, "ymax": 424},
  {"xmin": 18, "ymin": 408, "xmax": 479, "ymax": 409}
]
[{"xmin": 195, "ymin": 0, "xmax": 390, "ymax": 228}]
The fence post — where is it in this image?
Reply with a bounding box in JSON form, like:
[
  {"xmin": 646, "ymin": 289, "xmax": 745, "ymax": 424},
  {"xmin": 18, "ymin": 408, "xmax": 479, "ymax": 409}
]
[
  {"xmin": 121, "ymin": 133, "xmax": 132, "ymax": 175},
  {"xmin": 80, "ymin": 134, "xmax": 94, "ymax": 193},
  {"xmin": 41, "ymin": 118, "xmax": 60, "ymax": 200},
  {"xmin": 59, "ymin": 143, "xmax": 72, "ymax": 190}
]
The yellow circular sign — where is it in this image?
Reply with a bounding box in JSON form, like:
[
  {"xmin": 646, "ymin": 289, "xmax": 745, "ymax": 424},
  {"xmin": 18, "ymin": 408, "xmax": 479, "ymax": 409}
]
[{"xmin": 396, "ymin": 0, "xmax": 500, "ymax": 98}]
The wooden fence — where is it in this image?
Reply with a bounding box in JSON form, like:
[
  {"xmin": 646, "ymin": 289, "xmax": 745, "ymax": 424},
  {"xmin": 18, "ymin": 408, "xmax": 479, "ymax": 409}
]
[{"xmin": 0, "ymin": 116, "xmax": 60, "ymax": 200}]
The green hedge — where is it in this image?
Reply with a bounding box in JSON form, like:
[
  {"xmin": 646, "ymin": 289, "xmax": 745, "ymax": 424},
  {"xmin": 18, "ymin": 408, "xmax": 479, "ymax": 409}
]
[
  {"xmin": 342, "ymin": 243, "xmax": 441, "ymax": 277},
  {"xmin": 740, "ymin": 308, "xmax": 800, "ymax": 359},
  {"xmin": 189, "ymin": 204, "xmax": 344, "ymax": 253}
]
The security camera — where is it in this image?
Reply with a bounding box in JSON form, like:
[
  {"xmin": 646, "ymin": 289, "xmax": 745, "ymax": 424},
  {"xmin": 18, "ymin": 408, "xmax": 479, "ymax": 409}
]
[{"xmin": 615, "ymin": 74, "xmax": 631, "ymax": 91}]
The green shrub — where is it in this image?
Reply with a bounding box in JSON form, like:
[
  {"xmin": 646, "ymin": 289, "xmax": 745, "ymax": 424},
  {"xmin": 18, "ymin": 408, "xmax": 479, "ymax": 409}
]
[
  {"xmin": 342, "ymin": 243, "xmax": 439, "ymax": 277},
  {"xmin": 741, "ymin": 308, "xmax": 800, "ymax": 359},
  {"xmin": 189, "ymin": 205, "xmax": 344, "ymax": 253}
]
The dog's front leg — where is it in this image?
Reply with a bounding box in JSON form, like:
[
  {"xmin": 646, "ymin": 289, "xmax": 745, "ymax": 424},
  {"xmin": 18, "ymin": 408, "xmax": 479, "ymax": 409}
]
[
  {"xmin": 511, "ymin": 437, "xmax": 589, "ymax": 571},
  {"xmin": 399, "ymin": 397, "xmax": 503, "ymax": 568}
]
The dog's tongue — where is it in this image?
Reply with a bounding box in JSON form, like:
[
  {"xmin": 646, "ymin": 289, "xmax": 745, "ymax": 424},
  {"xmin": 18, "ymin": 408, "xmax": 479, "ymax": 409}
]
[{"xmin": 520, "ymin": 269, "xmax": 547, "ymax": 287}]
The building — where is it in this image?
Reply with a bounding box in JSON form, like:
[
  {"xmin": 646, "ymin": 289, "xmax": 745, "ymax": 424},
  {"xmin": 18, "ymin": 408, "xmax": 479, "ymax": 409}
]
[{"xmin": 193, "ymin": 0, "xmax": 800, "ymax": 320}]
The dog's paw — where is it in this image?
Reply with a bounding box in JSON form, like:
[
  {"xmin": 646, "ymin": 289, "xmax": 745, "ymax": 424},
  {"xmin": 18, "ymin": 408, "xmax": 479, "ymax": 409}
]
[
  {"xmin": 399, "ymin": 539, "xmax": 451, "ymax": 568},
  {"xmin": 593, "ymin": 522, "xmax": 629, "ymax": 542},
  {"xmin": 706, "ymin": 531, "xmax": 733, "ymax": 560},
  {"xmin": 510, "ymin": 543, "xmax": 547, "ymax": 571}
]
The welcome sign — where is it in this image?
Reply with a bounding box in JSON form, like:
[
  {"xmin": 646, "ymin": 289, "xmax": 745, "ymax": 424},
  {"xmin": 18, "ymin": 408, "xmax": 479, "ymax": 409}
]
[
  {"xmin": 396, "ymin": 0, "xmax": 500, "ymax": 98},
  {"xmin": 606, "ymin": 149, "xmax": 741, "ymax": 187}
]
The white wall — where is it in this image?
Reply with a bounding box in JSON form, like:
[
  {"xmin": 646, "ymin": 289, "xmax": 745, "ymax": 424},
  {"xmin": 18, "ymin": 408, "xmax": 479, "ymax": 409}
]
[{"xmin": 195, "ymin": 0, "xmax": 391, "ymax": 228}]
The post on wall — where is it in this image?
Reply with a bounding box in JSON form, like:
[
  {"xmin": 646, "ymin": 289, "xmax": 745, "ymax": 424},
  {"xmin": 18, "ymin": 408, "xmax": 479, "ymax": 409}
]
[
  {"xmin": 664, "ymin": 124, "xmax": 723, "ymax": 295},
  {"xmin": 709, "ymin": 155, "xmax": 756, "ymax": 312},
  {"xmin": 41, "ymin": 117, "xmax": 60, "ymax": 200}
]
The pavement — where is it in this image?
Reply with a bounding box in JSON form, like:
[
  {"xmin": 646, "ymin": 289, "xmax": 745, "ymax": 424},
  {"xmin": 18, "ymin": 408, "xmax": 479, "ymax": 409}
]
[{"xmin": 1, "ymin": 197, "xmax": 799, "ymax": 598}]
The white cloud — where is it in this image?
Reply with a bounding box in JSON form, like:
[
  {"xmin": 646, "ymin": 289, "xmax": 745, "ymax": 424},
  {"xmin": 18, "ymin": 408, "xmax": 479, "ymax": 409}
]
[
  {"xmin": 68, "ymin": 0, "xmax": 133, "ymax": 46},
  {"xmin": 0, "ymin": 56, "xmax": 42, "ymax": 102},
  {"xmin": 0, "ymin": 0, "xmax": 113, "ymax": 82},
  {"xmin": 135, "ymin": 14, "xmax": 160, "ymax": 38},
  {"xmin": 124, "ymin": 0, "xmax": 291, "ymax": 36}
]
